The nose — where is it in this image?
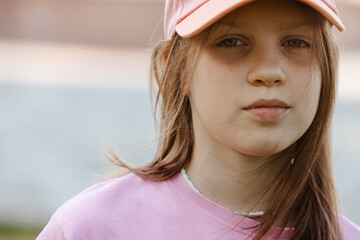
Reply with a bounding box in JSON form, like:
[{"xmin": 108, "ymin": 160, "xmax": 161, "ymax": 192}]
[{"xmin": 247, "ymin": 52, "xmax": 286, "ymax": 87}]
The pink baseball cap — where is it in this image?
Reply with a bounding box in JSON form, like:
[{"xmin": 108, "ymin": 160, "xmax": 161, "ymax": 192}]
[{"xmin": 164, "ymin": 0, "xmax": 345, "ymax": 40}]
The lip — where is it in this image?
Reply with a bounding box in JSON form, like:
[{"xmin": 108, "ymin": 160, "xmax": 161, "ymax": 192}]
[
  {"xmin": 243, "ymin": 99, "xmax": 290, "ymax": 122},
  {"xmin": 244, "ymin": 99, "xmax": 290, "ymax": 109}
]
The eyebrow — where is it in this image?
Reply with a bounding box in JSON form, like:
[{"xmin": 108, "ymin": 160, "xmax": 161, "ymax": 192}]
[
  {"xmin": 218, "ymin": 22, "xmax": 250, "ymax": 30},
  {"xmin": 279, "ymin": 21, "xmax": 313, "ymax": 30},
  {"xmin": 217, "ymin": 21, "xmax": 312, "ymax": 31}
]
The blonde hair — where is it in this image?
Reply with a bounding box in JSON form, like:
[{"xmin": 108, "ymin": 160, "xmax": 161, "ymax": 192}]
[{"xmin": 107, "ymin": 4, "xmax": 342, "ymax": 240}]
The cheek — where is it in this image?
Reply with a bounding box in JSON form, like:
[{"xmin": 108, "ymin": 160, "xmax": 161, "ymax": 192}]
[
  {"xmin": 189, "ymin": 54, "xmax": 246, "ymax": 140},
  {"xmin": 190, "ymin": 55, "xmax": 237, "ymax": 111},
  {"xmin": 291, "ymin": 64, "xmax": 322, "ymax": 132},
  {"xmin": 190, "ymin": 59, "xmax": 218, "ymax": 117}
]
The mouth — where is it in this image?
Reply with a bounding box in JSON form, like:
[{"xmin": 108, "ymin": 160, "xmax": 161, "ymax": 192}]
[
  {"xmin": 244, "ymin": 99, "xmax": 290, "ymax": 110},
  {"xmin": 243, "ymin": 99, "xmax": 290, "ymax": 122}
]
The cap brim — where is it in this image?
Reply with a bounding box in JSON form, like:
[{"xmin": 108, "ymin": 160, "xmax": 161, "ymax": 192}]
[
  {"xmin": 175, "ymin": 0, "xmax": 344, "ymax": 38},
  {"xmin": 297, "ymin": 0, "xmax": 345, "ymax": 31},
  {"xmin": 175, "ymin": 0, "xmax": 255, "ymax": 38}
]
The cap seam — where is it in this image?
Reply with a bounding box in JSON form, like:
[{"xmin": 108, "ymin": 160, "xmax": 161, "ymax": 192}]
[
  {"xmin": 320, "ymin": 0, "xmax": 338, "ymax": 14},
  {"xmin": 176, "ymin": 0, "xmax": 210, "ymax": 25},
  {"xmin": 179, "ymin": 0, "xmax": 184, "ymax": 22}
]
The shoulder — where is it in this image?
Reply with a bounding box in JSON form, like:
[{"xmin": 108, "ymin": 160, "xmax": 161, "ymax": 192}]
[
  {"xmin": 55, "ymin": 172, "xmax": 169, "ymax": 219},
  {"xmin": 38, "ymin": 172, "xmax": 175, "ymax": 239},
  {"xmin": 342, "ymin": 215, "xmax": 360, "ymax": 240}
]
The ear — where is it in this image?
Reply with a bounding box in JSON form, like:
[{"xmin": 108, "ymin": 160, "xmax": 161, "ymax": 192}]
[{"xmin": 162, "ymin": 46, "xmax": 170, "ymax": 64}]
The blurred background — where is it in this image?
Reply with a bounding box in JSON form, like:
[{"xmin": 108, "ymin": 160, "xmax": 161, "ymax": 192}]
[{"xmin": 0, "ymin": 0, "xmax": 359, "ymax": 239}]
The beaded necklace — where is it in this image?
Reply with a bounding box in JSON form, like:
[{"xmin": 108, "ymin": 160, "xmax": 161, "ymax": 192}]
[{"xmin": 180, "ymin": 168, "xmax": 265, "ymax": 217}]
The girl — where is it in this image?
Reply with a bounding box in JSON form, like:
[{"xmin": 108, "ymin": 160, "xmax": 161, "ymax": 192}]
[{"xmin": 38, "ymin": 0, "xmax": 360, "ymax": 239}]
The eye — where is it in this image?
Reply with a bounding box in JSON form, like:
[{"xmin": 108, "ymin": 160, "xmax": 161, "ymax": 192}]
[
  {"xmin": 283, "ymin": 39, "xmax": 310, "ymax": 48},
  {"xmin": 217, "ymin": 38, "xmax": 246, "ymax": 48}
]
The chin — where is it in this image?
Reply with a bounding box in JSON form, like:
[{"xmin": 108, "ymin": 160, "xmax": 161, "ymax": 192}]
[{"xmin": 237, "ymin": 144, "xmax": 289, "ymax": 157}]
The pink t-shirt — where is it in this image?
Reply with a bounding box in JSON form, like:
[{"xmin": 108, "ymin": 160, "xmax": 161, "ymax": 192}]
[{"xmin": 37, "ymin": 172, "xmax": 360, "ymax": 240}]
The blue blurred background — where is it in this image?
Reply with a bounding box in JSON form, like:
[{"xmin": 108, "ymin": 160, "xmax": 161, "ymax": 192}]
[{"xmin": 0, "ymin": 0, "xmax": 359, "ymax": 238}]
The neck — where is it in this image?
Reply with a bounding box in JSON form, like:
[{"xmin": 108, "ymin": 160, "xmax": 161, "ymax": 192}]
[{"xmin": 185, "ymin": 140, "xmax": 282, "ymax": 214}]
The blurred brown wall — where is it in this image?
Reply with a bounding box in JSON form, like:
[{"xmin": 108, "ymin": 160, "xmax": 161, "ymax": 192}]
[
  {"xmin": 337, "ymin": 3, "xmax": 360, "ymax": 50},
  {"xmin": 0, "ymin": 0, "xmax": 164, "ymax": 47},
  {"xmin": 0, "ymin": 0, "xmax": 359, "ymax": 49}
]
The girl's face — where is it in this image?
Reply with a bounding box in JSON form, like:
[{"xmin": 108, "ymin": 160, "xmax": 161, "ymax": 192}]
[{"xmin": 189, "ymin": 0, "xmax": 321, "ymax": 157}]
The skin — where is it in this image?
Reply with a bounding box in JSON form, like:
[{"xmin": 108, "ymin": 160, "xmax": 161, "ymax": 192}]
[{"xmin": 185, "ymin": 0, "xmax": 321, "ymax": 214}]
